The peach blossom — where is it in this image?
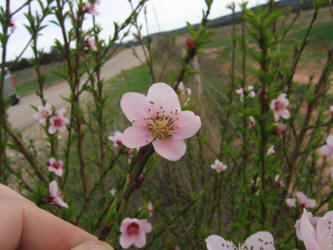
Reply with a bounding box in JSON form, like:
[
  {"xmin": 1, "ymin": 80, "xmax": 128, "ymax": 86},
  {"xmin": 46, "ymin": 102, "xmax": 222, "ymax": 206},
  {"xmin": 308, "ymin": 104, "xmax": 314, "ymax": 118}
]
[
  {"xmin": 47, "ymin": 180, "xmax": 68, "ymax": 208},
  {"xmin": 33, "ymin": 103, "xmax": 51, "ymax": 124},
  {"xmin": 120, "ymin": 218, "xmax": 152, "ymax": 248},
  {"xmin": 270, "ymin": 93, "xmax": 290, "ymax": 121},
  {"xmin": 47, "ymin": 157, "xmax": 63, "ymax": 177}
]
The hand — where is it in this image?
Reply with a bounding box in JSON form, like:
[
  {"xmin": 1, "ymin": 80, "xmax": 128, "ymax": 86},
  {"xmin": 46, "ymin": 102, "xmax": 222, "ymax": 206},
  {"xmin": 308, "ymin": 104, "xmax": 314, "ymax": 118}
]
[{"xmin": 0, "ymin": 184, "xmax": 113, "ymax": 250}]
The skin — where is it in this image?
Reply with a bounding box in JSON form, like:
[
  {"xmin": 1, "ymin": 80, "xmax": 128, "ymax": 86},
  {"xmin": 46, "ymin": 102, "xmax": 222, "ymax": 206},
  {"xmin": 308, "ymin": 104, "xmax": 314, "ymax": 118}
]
[{"xmin": 0, "ymin": 184, "xmax": 113, "ymax": 250}]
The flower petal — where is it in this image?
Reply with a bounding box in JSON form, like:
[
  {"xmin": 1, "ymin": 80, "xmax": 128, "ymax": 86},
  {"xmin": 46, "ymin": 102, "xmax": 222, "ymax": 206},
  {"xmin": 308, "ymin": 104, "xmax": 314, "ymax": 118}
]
[
  {"xmin": 300, "ymin": 209, "xmax": 321, "ymax": 250},
  {"xmin": 317, "ymin": 211, "xmax": 333, "ymax": 249},
  {"xmin": 49, "ymin": 181, "xmax": 58, "ymax": 197},
  {"xmin": 173, "ymin": 111, "xmax": 201, "ymax": 140},
  {"xmin": 327, "ymin": 135, "xmax": 333, "ymax": 146},
  {"xmin": 121, "ymin": 126, "xmax": 153, "ymax": 149},
  {"xmin": 120, "ymin": 234, "xmax": 135, "ymax": 249},
  {"xmin": 205, "ymin": 235, "xmax": 235, "ymax": 250},
  {"xmin": 147, "ymin": 82, "xmax": 181, "ymax": 114},
  {"xmin": 133, "ymin": 232, "xmax": 146, "ymax": 248},
  {"xmin": 152, "ymin": 138, "xmax": 186, "ymax": 161},
  {"xmin": 244, "ymin": 231, "xmax": 275, "ymax": 250},
  {"xmin": 121, "ymin": 92, "xmax": 149, "ymax": 126},
  {"xmin": 55, "ymin": 197, "xmax": 68, "ymax": 208},
  {"xmin": 321, "ymin": 145, "xmax": 333, "ymax": 156}
]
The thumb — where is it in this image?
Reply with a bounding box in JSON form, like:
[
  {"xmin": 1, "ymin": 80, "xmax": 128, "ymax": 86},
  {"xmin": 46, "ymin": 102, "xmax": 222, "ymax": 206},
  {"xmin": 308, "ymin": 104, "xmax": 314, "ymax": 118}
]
[{"xmin": 71, "ymin": 240, "xmax": 114, "ymax": 250}]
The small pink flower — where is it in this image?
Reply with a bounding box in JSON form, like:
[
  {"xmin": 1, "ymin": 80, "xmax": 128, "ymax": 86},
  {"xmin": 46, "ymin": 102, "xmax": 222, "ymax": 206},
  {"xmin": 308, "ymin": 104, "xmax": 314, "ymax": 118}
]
[
  {"xmin": 273, "ymin": 123, "xmax": 287, "ymax": 135},
  {"xmin": 320, "ymin": 135, "xmax": 333, "ymax": 158},
  {"xmin": 127, "ymin": 149, "xmax": 135, "ymax": 164},
  {"xmin": 178, "ymin": 82, "xmax": 191, "ymax": 105},
  {"xmin": 270, "ymin": 93, "xmax": 290, "ymax": 121},
  {"xmin": 236, "ymin": 86, "xmax": 255, "ymax": 102},
  {"xmin": 120, "ymin": 218, "xmax": 152, "ymax": 249},
  {"xmin": 84, "ymin": 3, "xmax": 98, "ymax": 15},
  {"xmin": 296, "ymin": 191, "xmax": 316, "ymax": 209},
  {"xmin": 267, "ymin": 146, "xmax": 275, "ymax": 155},
  {"xmin": 298, "ymin": 209, "xmax": 333, "ymax": 250},
  {"xmin": 248, "ymin": 116, "xmax": 255, "ymax": 129},
  {"xmin": 173, "ymin": 246, "xmax": 181, "ymax": 250},
  {"xmin": 108, "ymin": 131, "xmax": 123, "ymax": 147},
  {"xmin": 147, "ymin": 201, "xmax": 153, "ymax": 218},
  {"xmin": 33, "ymin": 103, "xmax": 51, "ymax": 124},
  {"xmin": 48, "ymin": 109, "xmax": 68, "ymax": 134},
  {"xmin": 9, "ymin": 17, "xmax": 15, "ymax": 33},
  {"xmin": 274, "ymin": 174, "xmax": 285, "ymax": 188},
  {"xmin": 120, "ymin": 83, "xmax": 201, "ymax": 161},
  {"xmin": 47, "ymin": 158, "xmax": 63, "ymax": 177},
  {"xmin": 206, "ymin": 231, "xmax": 275, "ymax": 250},
  {"xmin": 286, "ymin": 198, "xmax": 296, "ymax": 208},
  {"xmin": 84, "ymin": 37, "xmax": 97, "ymax": 51},
  {"xmin": 110, "ymin": 188, "xmax": 116, "ymax": 196},
  {"xmin": 210, "ymin": 159, "xmax": 227, "ymax": 173},
  {"xmin": 47, "ymin": 180, "xmax": 68, "ymax": 208}
]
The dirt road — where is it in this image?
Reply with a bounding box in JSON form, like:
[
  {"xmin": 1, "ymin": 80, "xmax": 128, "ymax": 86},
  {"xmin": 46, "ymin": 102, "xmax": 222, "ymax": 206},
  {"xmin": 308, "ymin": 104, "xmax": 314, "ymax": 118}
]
[{"xmin": 7, "ymin": 46, "xmax": 145, "ymax": 131}]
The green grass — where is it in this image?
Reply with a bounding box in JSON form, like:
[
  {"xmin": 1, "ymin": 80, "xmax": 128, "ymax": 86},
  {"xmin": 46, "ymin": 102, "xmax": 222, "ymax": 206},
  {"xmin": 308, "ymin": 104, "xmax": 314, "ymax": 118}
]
[{"xmin": 16, "ymin": 74, "xmax": 62, "ymax": 96}]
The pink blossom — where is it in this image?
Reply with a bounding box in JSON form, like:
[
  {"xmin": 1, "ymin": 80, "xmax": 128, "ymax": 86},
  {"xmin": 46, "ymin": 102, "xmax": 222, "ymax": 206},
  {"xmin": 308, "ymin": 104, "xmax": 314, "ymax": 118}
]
[
  {"xmin": 173, "ymin": 246, "xmax": 181, "ymax": 250},
  {"xmin": 84, "ymin": 37, "xmax": 97, "ymax": 51},
  {"xmin": 298, "ymin": 209, "xmax": 333, "ymax": 250},
  {"xmin": 48, "ymin": 109, "xmax": 68, "ymax": 134},
  {"xmin": 128, "ymin": 149, "xmax": 135, "ymax": 164},
  {"xmin": 9, "ymin": 17, "xmax": 15, "ymax": 33},
  {"xmin": 206, "ymin": 231, "xmax": 275, "ymax": 250},
  {"xmin": 248, "ymin": 116, "xmax": 255, "ymax": 129},
  {"xmin": 270, "ymin": 93, "xmax": 290, "ymax": 121},
  {"xmin": 273, "ymin": 123, "xmax": 287, "ymax": 135},
  {"xmin": 120, "ymin": 218, "xmax": 152, "ymax": 248},
  {"xmin": 47, "ymin": 180, "xmax": 68, "ymax": 208},
  {"xmin": 47, "ymin": 157, "xmax": 63, "ymax": 177},
  {"xmin": 120, "ymin": 83, "xmax": 201, "ymax": 161},
  {"xmin": 147, "ymin": 201, "xmax": 153, "ymax": 218},
  {"xmin": 33, "ymin": 103, "xmax": 51, "ymax": 124},
  {"xmin": 236, "ymin": 86, "xmax": 255, "ymax": 102},
  {"xmin": 286, "ymin": 198, "xmax": 296, "ymax": 208},
  {"xmin": 178, "ymin": 82, "xmax": 191, "ymax": 105},
  {"xmin": 84, "ymin": 3, "xmax": 98, "ymax": 15},
  {"xmin": 210, "ymin": 159, "xmax": 227, "ymax": 173},
  {"xmin": 267, "ymin": 146, "xmax": 275, "ymax": 155},
  {"xmin": 108, "ymin": 131, "xmax": 123, "ymax": 147},
  {"xmin": 320, "ymin": 135, "xmax": 333, "ymax": 158},
  {"xmin": 330, "ymin": 106, "xmax": 333, "ymax": 113},
  {"xmin": 110, "ymin": 188, "xmax": 116, "ymax": 196},
  {"xmin": 274, "ymin": 174, "xmax": 285, "ymax": 188},
  {"xmin": 296, "ymin": 191, "xmax": 316, "ymax": 209}
]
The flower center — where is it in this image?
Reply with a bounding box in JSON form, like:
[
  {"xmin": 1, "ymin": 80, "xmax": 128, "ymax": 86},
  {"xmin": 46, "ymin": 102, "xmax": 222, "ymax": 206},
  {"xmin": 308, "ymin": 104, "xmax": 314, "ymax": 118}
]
[
  {"xmin": 274, "ymin": 101, "xmax": 284, "ymax": 112},
  {"xmin": 148, "ymin": 114, "xmax": 177, "ymax": 140},
  {"xmin": 127, "ymin": 222, "xmax": 140, "ymax": 235},
  {"xmin": 54, "ymin": 118, "xmax": 63, "ymax": 127},
  {"xmin": 52, "ymin": 162, "xmax": 61, "ymax": 169},
  {"xmin": 41, "ymin": 109, "xmax": 50, "ymax": 118}
]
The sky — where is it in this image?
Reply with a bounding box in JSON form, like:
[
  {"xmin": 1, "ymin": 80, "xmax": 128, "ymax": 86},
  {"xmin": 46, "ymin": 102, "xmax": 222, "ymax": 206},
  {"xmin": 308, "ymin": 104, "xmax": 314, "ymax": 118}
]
[{"xmin": 4, "ymin": 0, "xmax": 268, "ymax": 61}]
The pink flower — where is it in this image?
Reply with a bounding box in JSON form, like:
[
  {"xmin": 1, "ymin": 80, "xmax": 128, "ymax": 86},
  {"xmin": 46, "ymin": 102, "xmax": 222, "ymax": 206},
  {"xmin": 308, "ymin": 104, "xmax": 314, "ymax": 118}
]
[
  {"xmin": 286, "ymin": 198, "xmax": 296, "ymax": 208},
  {"xmin": 9, "ymin": 17, "xmax": 15, "ymax": 33},
  {"xmin": 274, "ymin": 174, "xmax": 285, "ymax": 188},
  {"xmin": 298, "ymin": 209, "xmax": 333, "ymax": 250},
  {"xmin": 320, "ymin": 135, "xmax": 333, "ymax": 158},
  {"xmin": 178, "ymin": 82, "xmax": 191, "ymax": 105},
  {"xmin": 267, "ymin": 146, "xmax": 275, "ymax": 155},
  {"xmin": 210, "ymin": 159, "xmax": 227, "ymax": 173},
  {"xmin": 236, "ymin": 86, "xmax": 255, "ymax": 102},
  {"xmin": 108, "ymin": 131, "xmax": 123, "ymax": 147},
  {"xmin": 330, "ymin": 106, "xmax": 333, "ymax": 113},
  {"xmin": 110, "ymin": 188, "xmax": 116, "ymax": 196},
  {"xmin": 84, "ymin": 37, "xmax": 97, "ymax": 51},
  {"xmin": 120, "ymin": 83, "xmax": 201, "ymax": 161},
  {"xmin": 273, "ymin": 123, "xmax": 287, "ymax": 135},
  {"xmin": 48, "ymin": 109, "xmax": 68, "ymax": 134},
  {"xmin": 270, "ymin": 93, "xmax": 290, "ymax": 121},
  {"xmin": 33, "ymin": 103, "xmax": 51, "ymax": 124},
  {"xmin": 296, "ymin": 191, "xmax": 316, "ymax": 209},
  {"xmin": 206, "ymin": 231, "xmax": 275, "ymax": 250},
  {"xmin": 84, "ymin": 3, "xmax": 98, "ymax": 15},
  {"xmin": 119, "ymin": 218, "xmax": 152, "ymax": 248},
  {"xmin": 47, "ymin": 158, "xmax": 63, "ymax": 177},
  {"xmin": 147, "ymin": 201, "xmax": 153, "ymax": 218},
  {"xmin": 47, "ymin": 180, "xmax": 68, "ymax": 208},
  {"xmin": 248, "ymin": 116, "xmax": 255, "ymax": 129}
]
